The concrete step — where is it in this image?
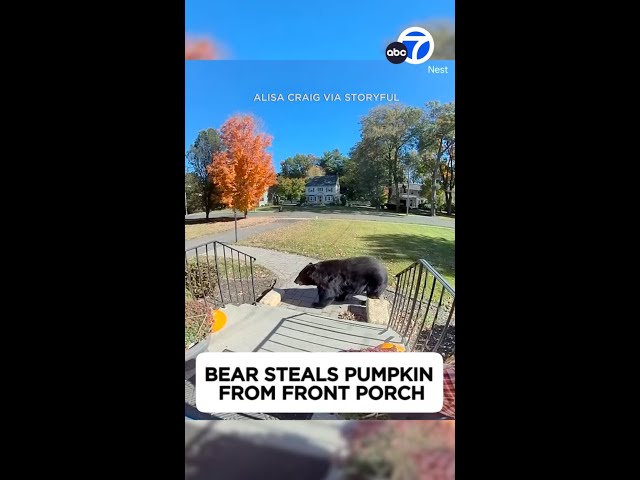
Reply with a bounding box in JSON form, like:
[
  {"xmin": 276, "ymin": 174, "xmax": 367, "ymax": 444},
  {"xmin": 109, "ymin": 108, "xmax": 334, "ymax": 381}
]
[{"xmin": 209, "ymin": 303, "xmax": 403, "ymax": 353}]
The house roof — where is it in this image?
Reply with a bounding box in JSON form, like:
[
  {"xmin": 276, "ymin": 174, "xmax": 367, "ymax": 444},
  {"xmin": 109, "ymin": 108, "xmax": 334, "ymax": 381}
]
[
  {"xmin": 305, "ymin": 175, "xmax": 339, "ymax": 187},
  {"xmin": 391, "ymin": 183, "xmax": 423, "ymax": 191}
]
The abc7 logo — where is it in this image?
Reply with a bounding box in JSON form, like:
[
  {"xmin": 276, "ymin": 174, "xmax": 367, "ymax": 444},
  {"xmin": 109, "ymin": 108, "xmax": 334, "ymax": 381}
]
[{"xmin": 386, "ymin": 27, "xmax": 435, "ymax": 64}]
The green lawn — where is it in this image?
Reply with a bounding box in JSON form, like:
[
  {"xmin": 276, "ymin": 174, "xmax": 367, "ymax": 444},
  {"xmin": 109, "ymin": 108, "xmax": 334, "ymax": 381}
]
[{"xmin": 238, "ymin": 220, "xmax": 454, "ymax": 287}]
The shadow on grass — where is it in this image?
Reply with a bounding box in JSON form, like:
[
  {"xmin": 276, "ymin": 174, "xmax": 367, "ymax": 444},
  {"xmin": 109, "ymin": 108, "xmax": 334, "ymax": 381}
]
[
  {"xmin": 282, "ymin": 206, "xmax": 406, "ymax": 217},
  {"xmin": 281, "ymin": 205, "xmax": 455, "ymax": 220},
  {"xmin": 360, "ymin": 233, "xmax": 455, "ymax": 280}
]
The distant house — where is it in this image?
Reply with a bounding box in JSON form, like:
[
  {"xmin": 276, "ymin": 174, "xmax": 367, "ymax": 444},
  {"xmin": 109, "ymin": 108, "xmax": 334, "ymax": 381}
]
[
  {"xmin": 258, "ymin": 189, "xmax": 269, "ymax": 207},
  {"xmin": 386, "ymin": 183, "xmax": 425, "ymax": 209},
  {"xmin": 305, "ymin": 175, "xmax": 340, "ymax": 204}
]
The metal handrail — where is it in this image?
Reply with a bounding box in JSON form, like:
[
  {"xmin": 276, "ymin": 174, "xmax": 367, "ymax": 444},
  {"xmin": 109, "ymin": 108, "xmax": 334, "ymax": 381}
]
[
  {"xmin": 185, "ymin": 241, "xmax": 257, "ymax": 308},
  {"xmin": 185, "ymin": 239, "xmax": 257, "ymax": 261},
  {"xmin": 418, "ymin": 259, "xmax": 455, "ymax": 296},
  {"xmin": 388, "ymin": 259, "xmax": 455, "ymax": 359}
]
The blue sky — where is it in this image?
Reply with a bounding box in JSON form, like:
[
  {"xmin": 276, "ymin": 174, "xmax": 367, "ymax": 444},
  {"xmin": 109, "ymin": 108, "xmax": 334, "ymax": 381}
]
[
  {"xmin": 185, "ymin": 0, "xmax": 454, "ymax": 60},
  {"xmin": 185, "ymin": 60, "xmax": 454, "ymax": 172}
]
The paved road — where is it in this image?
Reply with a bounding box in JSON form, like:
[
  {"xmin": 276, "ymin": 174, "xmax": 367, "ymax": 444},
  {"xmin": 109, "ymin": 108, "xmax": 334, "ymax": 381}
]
[{"xmin": 186, "ymin": 208, "xmax": 455, "ymax": 229}]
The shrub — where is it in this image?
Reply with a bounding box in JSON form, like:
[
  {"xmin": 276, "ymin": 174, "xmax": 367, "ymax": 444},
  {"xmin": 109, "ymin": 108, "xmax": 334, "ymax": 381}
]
[
  {"xmin": 340, "ymin": 195, "xmax": 347, "ymax": 206},
  {"xmin": 185, "ymin": 259, "xmax": 218, "ymax": 298},
  {"xmin": 185, "ymin": 299, "xmax": 213, "ymax": 349},
  {"xmin": 342, "ymin": 421, "xmax": 455, "ymax": 479}
]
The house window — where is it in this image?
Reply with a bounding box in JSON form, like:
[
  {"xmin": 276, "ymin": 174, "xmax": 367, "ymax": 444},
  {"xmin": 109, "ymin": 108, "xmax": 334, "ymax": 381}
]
[
  {"xmin": 326, "ymin": 195, "xmax": 333, "ymax": 202},
  {"xmin": 308, "ymin": 196, "xmax": 316, "ymax": 202},
  {"xmin": 317, "ymin": 187, "xmax": 323, "ymax": 192},
  {"xmin": 308, "ymin": 188, "xmax": 314, "ymax": 192},
  {"xmin": 326, "ymin": 187, "xmax": 332, "ymax": 192}
]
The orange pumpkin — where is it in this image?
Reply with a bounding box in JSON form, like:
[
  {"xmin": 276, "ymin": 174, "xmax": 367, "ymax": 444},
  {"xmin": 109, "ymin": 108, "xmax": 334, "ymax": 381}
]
[
  {"xmin": 211, "ymin": 309, "xmax": 227, "ymax": 333},
  {"xmin": 378, "ymin": 342, "xmax": 406, "ymax": 352}
]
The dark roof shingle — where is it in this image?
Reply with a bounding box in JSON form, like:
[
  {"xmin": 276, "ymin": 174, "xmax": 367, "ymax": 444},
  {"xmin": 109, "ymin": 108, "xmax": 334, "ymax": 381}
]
[{"xmin": 305, "ymin": 175, "xmax": 339, "ymax": 187}]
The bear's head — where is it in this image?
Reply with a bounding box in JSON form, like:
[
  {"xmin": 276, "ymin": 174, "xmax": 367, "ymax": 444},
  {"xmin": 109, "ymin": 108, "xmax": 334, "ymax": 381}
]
[{"xmin": 294, "ymin": 263, "xmax": 318, "ymax": 286}]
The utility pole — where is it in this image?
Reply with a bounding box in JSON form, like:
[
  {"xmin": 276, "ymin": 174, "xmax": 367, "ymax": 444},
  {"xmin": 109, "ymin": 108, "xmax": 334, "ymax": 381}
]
[
  {"xmin": 185, "ymin": 190, "xmax": 188, "ymax": 216},
  {"xmin": 234, "ymin": 208, "xmax": 238, "ymax": 242}
]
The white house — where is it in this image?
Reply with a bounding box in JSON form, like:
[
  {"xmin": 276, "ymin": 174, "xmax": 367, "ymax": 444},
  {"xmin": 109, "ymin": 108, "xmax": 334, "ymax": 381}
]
[
  {"xmin": 387, "ymin": 183, "xmax": 425, "ymax": 209},
  {"xmin": 387, "ymin": 183, "xmax": 456, "ymax": 210},
  {"xmin": 258, "ymin": 189, "xmax": 269, "ymax": 207},
  {"xmin": 305, "ymin": 175, "xmax": 340, "ymax": 204}
]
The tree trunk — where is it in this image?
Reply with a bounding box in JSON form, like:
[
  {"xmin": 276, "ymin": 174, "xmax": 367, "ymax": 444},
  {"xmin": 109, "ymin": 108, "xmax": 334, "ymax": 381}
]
[
  {"xmin": 446, "ymin": 195, "xmax": 452, "ymax": 215},
  {"xmin": 431, "ymin": 167, "xmax": 438, "ymax": 217},
  {"xmin": 244, "ymin": 210, "xmax": 248, "ymax": 219},
  {"xmin": 204, "ymin": 183, "xmax": 211, "ymax": 219}
]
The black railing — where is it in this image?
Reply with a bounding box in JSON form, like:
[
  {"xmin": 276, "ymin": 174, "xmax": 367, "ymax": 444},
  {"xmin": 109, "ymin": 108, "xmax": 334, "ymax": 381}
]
[
  {"xmin": 185, "ymin": 240, "xmax": 257, "ymax": 310},
  {"xmin": 388, "ymin": 260, "xmax": 455, "ymax": 360}
]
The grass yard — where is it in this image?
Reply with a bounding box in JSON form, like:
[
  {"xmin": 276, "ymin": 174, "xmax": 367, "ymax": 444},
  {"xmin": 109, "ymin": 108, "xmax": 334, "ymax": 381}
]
[
  {"xmin": 185, "ymin": 217, "xmax": 276, "ymax": 240},
  {"xmin": 238, "ymin": 220, "xmax": 454, "ymax": 287}
]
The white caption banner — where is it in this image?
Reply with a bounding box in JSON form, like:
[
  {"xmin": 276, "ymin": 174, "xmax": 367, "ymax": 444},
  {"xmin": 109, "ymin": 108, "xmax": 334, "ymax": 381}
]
[{"xmin": 196, "ymin": 352, "xmax": 443, "ymax": 413}]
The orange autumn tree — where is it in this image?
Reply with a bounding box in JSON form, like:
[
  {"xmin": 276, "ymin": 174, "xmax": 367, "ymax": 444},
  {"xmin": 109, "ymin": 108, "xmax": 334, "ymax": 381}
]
[
  {"xmin": 209, "ymin": 114, "xmax": 277, "ymax": 218},
  {"xmin": 185, "ymin": 36, "xmax": 218, "ymax": 60}
]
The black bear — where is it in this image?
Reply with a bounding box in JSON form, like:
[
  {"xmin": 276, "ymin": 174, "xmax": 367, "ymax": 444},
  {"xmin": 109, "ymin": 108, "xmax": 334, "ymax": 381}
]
[{"xmin": 294, "ymin": 256, "xmax": 388, "ymax": 308}]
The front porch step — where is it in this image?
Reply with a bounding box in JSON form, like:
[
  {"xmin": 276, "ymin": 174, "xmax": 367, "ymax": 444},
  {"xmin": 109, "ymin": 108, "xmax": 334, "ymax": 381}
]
[{"xmin": 210, "ymin": 303, "xmax": 403, "ymax": 353}]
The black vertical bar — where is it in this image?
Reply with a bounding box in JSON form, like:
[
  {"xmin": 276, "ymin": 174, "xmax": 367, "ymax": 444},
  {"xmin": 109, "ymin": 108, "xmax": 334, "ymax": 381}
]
[
  {"xmin": 422, "ymin": 284, "xmax": 446, "ymax": 352},
  {"xmin": 406, "ymin": 263, "xmax": 429, "ymax": 349},
  {"xmin": 204, "ymin": 244, "xmax": 215, "ymax": 307},
  {"xmin": 250, "ymin": 258, "xmax": 256, "ymax": 304},
  {"xmin": 399, "ymin": 265, "xmax": 418, "ymax": 337},
  {"xmin": 194, "ymin": 247, "xmax": 203, "ymax": 299},
  {"xmin": 393, "ymin": 270, "xmax": 409, "ymax": 330},
  {"xmin": 237, "ymin": 251, "xmax": 244, "ymax": 304},
  {"xmin": 390, "ymin": 272, "xmax": 402, "ymax": 330},
  {"xmin": 433, "ymin": 298, "xmax": 455, "ymax": 354},
  {"xmin": 387, "ymin": 275, "xmax": 401, "ymax": 329},
  {"xmin": 411, "ymin": 276, "xmax": 437, "ymax": 352},
  {"xmin": 213, "ymin": 242, "xmax": 225, "ymax": 308},
  {"xmin": 229, "ymin": 246, "xmax": 239, "ymax": 303},
  {"xmin": 185, "ymin": 253, "xmax": 194, "ymax": 299},
  {"xmin": 403, "ymin": 263, "xmax": 424, "ymax": 346},
  {"xmin": 193, "ymin": 247, "xmax": 210, "ymax": 338},
  {"xmin": 223, "ymin": 247, "xmax": 231, "ymax": 305},
  {"xmin": 407, "ymin": 269, "xmax": 429, "ymax": 351}
]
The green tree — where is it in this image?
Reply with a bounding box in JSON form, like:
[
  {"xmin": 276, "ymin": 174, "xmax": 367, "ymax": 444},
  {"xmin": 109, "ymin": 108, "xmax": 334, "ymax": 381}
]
[
  {"xmin": 360, "ymin": 104, "xmax": 422, "ymax": 210},
  {"xmin": 319, "ymin": 149, "xmax": 348, "ymax": 176},
  {"xmin": 276, "ymin": 177, "xmax": 307, "ymax": 202},
  {"xmin": 421, "ymin": 19, "xmax": 455, "ymax": 60},
  {"xmin": 185, "ymin": 172, "xmax": 203, "ymax": 213},
  {"xmin": 185, "ymin": 128, "xmax": 226, "ymax": 218},
  {"xmin": 416, "ymin": 101, "xmax": 455, "ymax": 216},
  {"xmin": 280, "ymin": 153, "xmax": 317, "ymax": 178},
  {"xmin": 348, "ymin": 137, "xmax": 388, "ymax": 209},
  {"xmin": 384, "ymin": 19, "xmax": 455, "ymax": 60}
]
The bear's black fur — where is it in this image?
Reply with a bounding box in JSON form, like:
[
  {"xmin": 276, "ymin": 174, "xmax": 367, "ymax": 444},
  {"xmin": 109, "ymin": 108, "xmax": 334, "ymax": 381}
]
[{"xmin": 293, "ymin": 256, "xmax": 388, "ymax": 308}]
